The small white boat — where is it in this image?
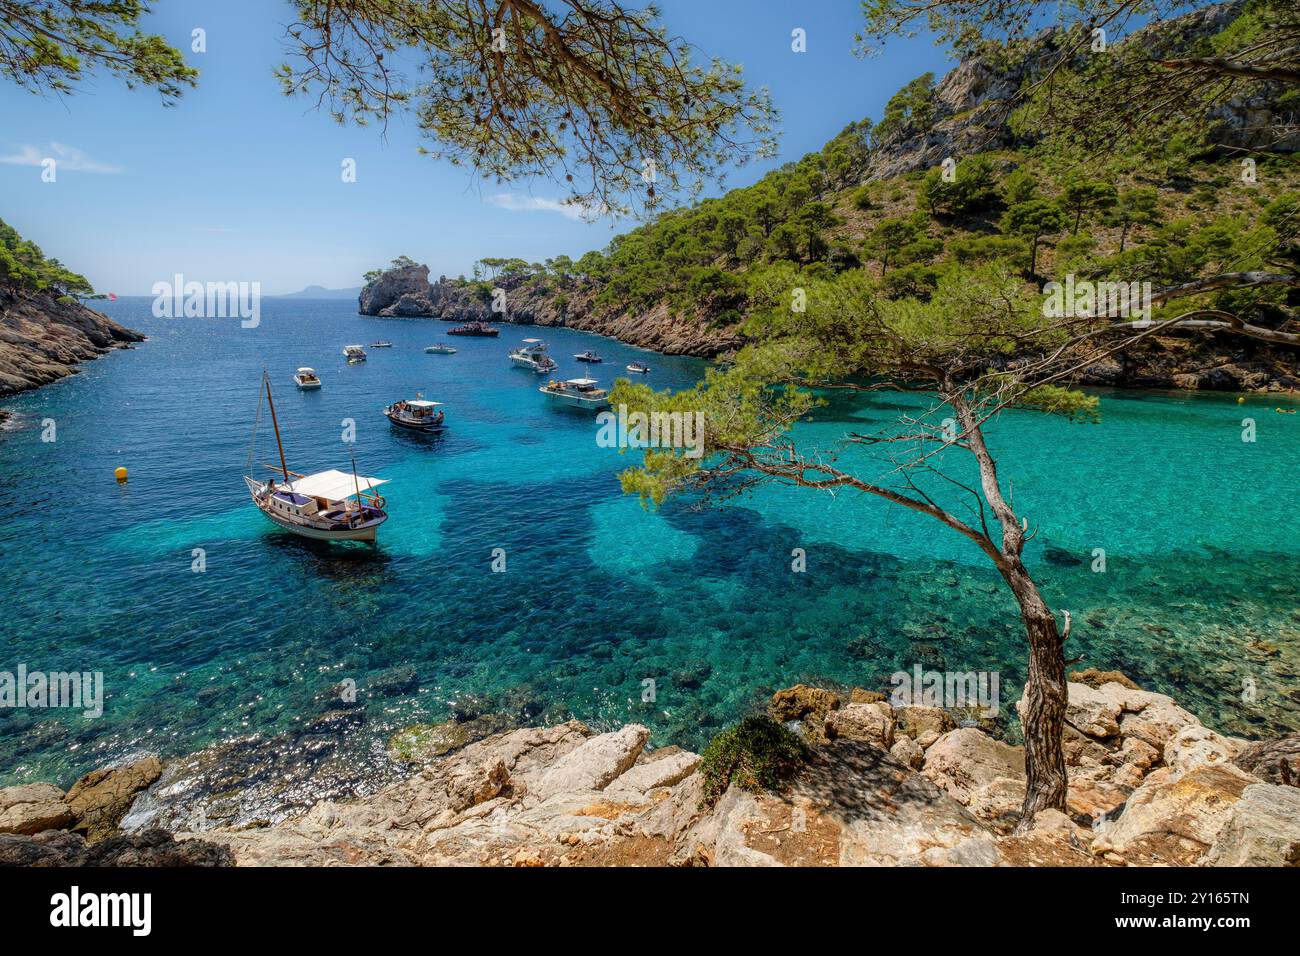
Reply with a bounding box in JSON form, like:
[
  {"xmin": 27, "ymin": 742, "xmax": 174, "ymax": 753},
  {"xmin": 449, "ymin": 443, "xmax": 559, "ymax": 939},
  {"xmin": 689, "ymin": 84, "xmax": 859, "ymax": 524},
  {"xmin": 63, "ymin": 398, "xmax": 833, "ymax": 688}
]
[
  {"xmin": 510, "ymin": 338, "xmax": 558, "ymax": 373},
  {"xmin": 245, "ymin": 373, "xmax": 389, "ymax": 542},
  {"xmin": 540, "ymin": 377, "xmax": 610, "ymax": 409},
  {"xmin": 293, "ymin": 367, "xmax": 322, "ymax": 390},
  {"xmin": 626, "ymin": 362, "xmax": 650, "ymax": 374},
  {"xmin": 343, "ymin": 344, "xmax": 367, "ymax": 362},
  {"xmin": 574, "ymin": 350, "xmax": 603, "ymax": 363},
  {"xmin": 384, "ymin": 397, "xmax": 446, "ymax": 432},
  {"xmin": 370, "ymin": 341, "xmax": 393, "ymax": 348},
  {"xmin": 424, "ymin": 344, "xmax": 457, "ymax": 354}
]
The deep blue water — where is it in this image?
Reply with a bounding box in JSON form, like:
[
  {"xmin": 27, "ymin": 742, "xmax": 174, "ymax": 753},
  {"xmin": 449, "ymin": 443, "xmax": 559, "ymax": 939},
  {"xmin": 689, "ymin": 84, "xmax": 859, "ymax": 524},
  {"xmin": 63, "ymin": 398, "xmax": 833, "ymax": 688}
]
[{"xmin": 1, "ymin": 298, "xmax": 1298, "ymax": 795}]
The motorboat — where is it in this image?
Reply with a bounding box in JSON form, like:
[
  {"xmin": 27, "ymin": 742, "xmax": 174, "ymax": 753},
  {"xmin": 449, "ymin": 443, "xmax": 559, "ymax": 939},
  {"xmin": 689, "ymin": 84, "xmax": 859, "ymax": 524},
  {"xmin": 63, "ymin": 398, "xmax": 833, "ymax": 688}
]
[
  {"xmin": 343, "ymin": 344, "xmax": 367, "ymax": 362},
  {"xmin": 447, "ymin": 322, "xmax": 500, "ymax": 337},
  {"xmin": 510, "ymin": 338, "xmax": 558, "ymax": 373},
  {"xmin": 424, "ymin": 343, "xmax": 457, "ymax": 354},
  {"xmin": 293, "ymin": 367, "xmax": 322, "ymax": 390},
  {"xmin": 370, "ymin": 341, "xmax": 393, "ymax": 348},
  {"xmin": 539, "ymin": 377, "xmax": 610, "ymax": 409},
  {"xmin": 244, "ymin": 372, "xmax": 389, "ymax": 542},
  {"xmin": 384, "ymin": 397, "xmax": 446, "ymax": 433},
  {"xmin": 574, "ymin": 350, "xmax": 603, "ymax": 363},
  {"xmin": 626, "ymin": 362, "xmax": 650, "ymax": 374}
]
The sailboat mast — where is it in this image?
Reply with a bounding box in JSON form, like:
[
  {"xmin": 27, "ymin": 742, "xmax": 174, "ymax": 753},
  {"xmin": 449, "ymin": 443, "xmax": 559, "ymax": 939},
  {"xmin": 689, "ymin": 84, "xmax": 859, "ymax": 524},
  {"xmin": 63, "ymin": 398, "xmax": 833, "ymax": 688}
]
[
  {"xmin": 263, "ymin": 372, "xmax": 289, "ymax": 481},
  {"xmin": 350, "ymin": 448, "xmax": 362, "ymax": 505}
]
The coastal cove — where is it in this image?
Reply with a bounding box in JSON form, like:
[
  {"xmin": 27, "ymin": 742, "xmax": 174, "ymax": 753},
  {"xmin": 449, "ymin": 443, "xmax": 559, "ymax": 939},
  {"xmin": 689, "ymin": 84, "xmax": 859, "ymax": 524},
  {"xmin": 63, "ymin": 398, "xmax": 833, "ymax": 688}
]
[{"xmin": 1, "ymin": 298, "xmax": 1297, "ymax": 820}]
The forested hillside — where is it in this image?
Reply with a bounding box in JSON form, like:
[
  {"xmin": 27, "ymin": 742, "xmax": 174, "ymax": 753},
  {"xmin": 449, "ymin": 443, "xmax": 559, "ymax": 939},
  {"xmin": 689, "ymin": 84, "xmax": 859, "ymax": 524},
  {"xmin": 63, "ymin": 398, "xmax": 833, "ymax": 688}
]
[{"xmin": 362, "ymin": 0, "xmax": 1299, "ymax": 389}]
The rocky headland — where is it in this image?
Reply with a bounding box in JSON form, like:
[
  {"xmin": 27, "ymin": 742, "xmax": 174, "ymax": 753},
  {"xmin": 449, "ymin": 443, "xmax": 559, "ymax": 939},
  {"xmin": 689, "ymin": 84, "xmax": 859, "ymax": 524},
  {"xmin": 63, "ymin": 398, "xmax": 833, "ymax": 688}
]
[
  {"xmin": 359, "ymin": 262, "xmax": 739, "ymax": 357},
  {"xmin": 4, "ymin": 671, "xmax": 1297, "ymax": 866},
  {"xmin": 358, "ymin": 260, "xmax": 1300, "ymax": 392},
  {"xmin": 0, "ymin": 285, "xmax": 143, "ymax": 399}
]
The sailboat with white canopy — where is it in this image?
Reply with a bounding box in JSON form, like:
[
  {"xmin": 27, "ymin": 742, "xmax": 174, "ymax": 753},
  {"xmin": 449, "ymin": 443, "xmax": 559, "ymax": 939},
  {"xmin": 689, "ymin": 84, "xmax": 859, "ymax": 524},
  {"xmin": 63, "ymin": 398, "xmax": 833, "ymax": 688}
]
[{"xmin": 244, "ymin": 372, "xmax": 390, "ymax": 542}]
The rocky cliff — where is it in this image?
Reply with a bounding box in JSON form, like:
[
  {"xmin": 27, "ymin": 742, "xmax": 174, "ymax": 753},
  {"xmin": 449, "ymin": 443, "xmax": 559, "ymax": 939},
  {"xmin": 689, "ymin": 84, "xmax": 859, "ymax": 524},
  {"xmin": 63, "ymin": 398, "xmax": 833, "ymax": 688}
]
[
  {"xmin": 0, "ymin": 286, "xmax": 143, "ymax": 398},
  {"xmin": 359, "ymin": 264, "xmax": 740, "ymax": 357},
  {"xmin": 864, "ymin": 1, "xmax": 1291, "ymax": 180},
  {"xmin": 4, "ymin": 673, "xmax": 1297, "ymax": 866}
]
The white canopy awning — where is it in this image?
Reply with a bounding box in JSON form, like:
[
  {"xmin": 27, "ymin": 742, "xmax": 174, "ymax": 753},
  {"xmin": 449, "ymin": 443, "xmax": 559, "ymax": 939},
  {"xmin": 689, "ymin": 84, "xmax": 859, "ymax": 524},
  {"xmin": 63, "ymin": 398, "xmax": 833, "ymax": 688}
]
[
  {"xmin": 406, "ymin": 399, "xmax": 442, "ymax": 408},
  {"xmin": 286, "ymin": 469, "xmax": 389, "ymax": 501},
  {"xmin": 565, "ymin": 378, "xmax": 598, "ymax": 386}
]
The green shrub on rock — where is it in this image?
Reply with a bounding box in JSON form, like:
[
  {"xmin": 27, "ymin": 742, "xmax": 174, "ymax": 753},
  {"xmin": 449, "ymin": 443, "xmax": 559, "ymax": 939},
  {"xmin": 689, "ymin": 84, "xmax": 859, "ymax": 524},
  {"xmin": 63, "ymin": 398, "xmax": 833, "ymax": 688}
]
[{"xmin": 698, "ymin": 715, "xmax": 809, "ymax": 809}]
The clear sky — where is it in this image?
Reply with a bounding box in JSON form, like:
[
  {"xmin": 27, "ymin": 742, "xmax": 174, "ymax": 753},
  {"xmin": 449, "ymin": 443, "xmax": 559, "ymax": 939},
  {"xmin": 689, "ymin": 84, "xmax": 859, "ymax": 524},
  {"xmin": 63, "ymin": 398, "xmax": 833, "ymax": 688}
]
[{"xmin": 0, "ymin": 0, "xmax": 952, "ymax": 295}]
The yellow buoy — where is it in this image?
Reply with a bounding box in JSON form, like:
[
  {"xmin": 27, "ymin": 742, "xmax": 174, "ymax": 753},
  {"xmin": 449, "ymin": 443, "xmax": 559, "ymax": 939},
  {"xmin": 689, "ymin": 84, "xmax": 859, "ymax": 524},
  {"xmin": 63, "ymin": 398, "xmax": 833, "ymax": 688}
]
[
  {"xmin": 1237, "ymin": 396, "xmax": 1245, "ymax": 404},
  {"xmin": 114, "ymin": 466, "xmax": 128, "ymax": 482}
]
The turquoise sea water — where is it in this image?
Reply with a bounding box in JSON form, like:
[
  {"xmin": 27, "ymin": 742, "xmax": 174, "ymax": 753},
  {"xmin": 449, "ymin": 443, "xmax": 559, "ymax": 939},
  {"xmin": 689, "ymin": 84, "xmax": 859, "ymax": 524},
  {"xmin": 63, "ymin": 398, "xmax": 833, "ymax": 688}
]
[{"xmin": 1, "ymin": 299, "xmax": 1297, "ymax": 795}]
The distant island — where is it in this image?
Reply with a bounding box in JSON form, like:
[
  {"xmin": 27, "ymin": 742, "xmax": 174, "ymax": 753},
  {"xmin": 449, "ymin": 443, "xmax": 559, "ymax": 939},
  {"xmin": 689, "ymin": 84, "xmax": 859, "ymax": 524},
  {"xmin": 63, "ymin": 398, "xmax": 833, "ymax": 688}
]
[{"xmin": 271, "ymin": 285, "xmax": 364, "ymax": 300}]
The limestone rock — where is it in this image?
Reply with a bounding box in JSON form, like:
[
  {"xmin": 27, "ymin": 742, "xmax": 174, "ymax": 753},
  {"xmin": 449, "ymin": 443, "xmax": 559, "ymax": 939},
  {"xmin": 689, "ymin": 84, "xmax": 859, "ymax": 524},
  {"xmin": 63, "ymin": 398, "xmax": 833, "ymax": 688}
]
[
  {"xmin": 65, "ymin": 757, "xmax": 163, "ymax": 842},
  {"xmin": 357, "ymin": 262, "xmax": 433, "ymax": 315},
  {"xmin": 1165, "ymin": 725, "xmax": 1241, "ymax": 773},
  {"xmin": 387, "ymin": 714, "xmax": 514, "ymax": 762},
  {"xmin": 1066, "ymin": 682, "xmax": 1122, "ymax": 739},
  {"xmin": 923, "ymin": 728, "xmax": 1025, "ymax": 804},
  {"xmin": 769, "ymin": 685, "xmax": 840, "ymax": 743},
  {"xmin": 605, "ymin": 751, "xmax": 700, "ymax": 797},
  {"xmin": 1068, "ymin": 669, "xmax": 1140, "ymax": 690},
  {"xmin": 824, "ymin": 702, "xmax": 895, "ymax": 748},
  {"xmin": 965, "ymin": 777, "xmax": 1026, "ymax": 833},
  {"xmin": 895, "ymin": 705, "xmax": 956, "ymax": 745},
  {"xmin": 1201, "ymin": 784, "xmax": 1300, "ymax": 866},
  {"xmin": 1117, "ymin": 696, "xmax": 1200, "ymax": 751},
  {"xmin": 0, "ymin": 783, "xmax": 74, "ymax": 835},
  {"xmin": 1100, "ymin": 763, "xmax": 1259, "ymax": 865},
  {"xmin": 683, "ymin": 740, "xmax": 990, "ymax": 867},
  {"xmin": 1234, "ymin": 733, "xmax": 1300, "ymax": 785},
  {"xmin": 889, "ymin": 736, "xmax": 925, "ymax": 770},
  {"xmin": 849, "ymin": 689, "xmax": 887, "ymax": 704},
  {"xmin": 532, "ymin": 725, "xmax": 649, "ymax": 800},
  {"xmin": 0, "ymin": 828, "xmax": 231, "ymax": 866},
  {"xmin": 0, "ymin": 285, "xmax": 144, "ymax": 397}
]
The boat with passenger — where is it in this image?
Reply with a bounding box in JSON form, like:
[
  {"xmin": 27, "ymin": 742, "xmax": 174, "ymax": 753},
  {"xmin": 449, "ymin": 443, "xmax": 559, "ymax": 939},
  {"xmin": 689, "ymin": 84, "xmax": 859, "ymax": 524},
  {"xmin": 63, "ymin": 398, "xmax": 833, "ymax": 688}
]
[
  {"xmin": 424, "ymin": 343, "xmax": 457, "ymax": 354},
  {"xmin": 384, "ymin": 396, "xmax": 446, "ymax": 432},
  {"xmin": 626, "ymin": 361, "xmax": 650, "ymax": 374},
  {"xmin": 574, "ymin": 350, "xmax": 603, "ymax": 363},
  {"xmin": 447, "ymin": 322, "xmax": 500, "ymax": 337},
  {"xmin": 343, "ymin": 344, "xmax": 367, "ymax": 362},
  {"xmin": 293, "ymin": 367, "xmax": 322, "ymax": 390},
  {"xmin": 540, "ymin": 377, "xmax": 610, "ymax": 409},
  {"xmin": 370, "ymin": 341, "xmax": 393, "ymax": 348},
  {"xmin": 244, "ymin": 372, "xmax": 389, "ymax": 542},
  {"xmin": 510, "ymin": 338, "xmax": 558, "ymax": 373}
]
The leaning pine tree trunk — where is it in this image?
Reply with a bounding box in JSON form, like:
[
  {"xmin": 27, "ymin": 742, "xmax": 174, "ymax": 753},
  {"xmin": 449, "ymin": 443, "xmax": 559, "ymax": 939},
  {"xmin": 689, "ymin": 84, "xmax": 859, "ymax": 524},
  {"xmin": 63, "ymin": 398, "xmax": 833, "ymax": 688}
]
[
  {"xmin": 1004, "ymin": 559, "xmax": 1068, "ymax": 825},
  {"xmin": 953, "ymin": 391, "xmax": 1069, "ymax": 826}
]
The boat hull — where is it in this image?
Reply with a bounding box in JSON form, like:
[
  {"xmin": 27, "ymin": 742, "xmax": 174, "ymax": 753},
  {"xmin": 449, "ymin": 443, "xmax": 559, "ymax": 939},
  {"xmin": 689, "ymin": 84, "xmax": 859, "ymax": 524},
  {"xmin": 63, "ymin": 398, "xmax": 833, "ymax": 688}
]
[
  {"xmin": 258, "ymin": 505, "xmax": 381, "ymax": 541},
  {"xmin": 294, "ymin": 379, "xmax": 322, "ymax": 390},
  {"xmin": 511, "ymin": 356, "xmax": 556, "ymax": 373},
  {"xmin": 544, "ymin": 393, "xmax": 608, "ymax": 409},
  {"xmin": 245, "ymin": 476, "xmax": 386, "ymax": 542},
  {"xmin": 384, "ymin": 409, "xmax": 446, "ymax": 432}
]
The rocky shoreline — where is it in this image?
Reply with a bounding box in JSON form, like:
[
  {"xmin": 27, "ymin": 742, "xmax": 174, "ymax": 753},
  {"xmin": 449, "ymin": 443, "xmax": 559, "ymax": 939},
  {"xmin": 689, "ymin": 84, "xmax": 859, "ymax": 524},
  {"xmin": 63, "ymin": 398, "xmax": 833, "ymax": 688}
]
[
  {"xmin": 0, "ymin": 286, "xmax": 143, "ymax": 398},
  {"xmin": 357, "ymin": 262, "xmax": 1300, "ymax": 392},
  {"xmin": 3, "ymin": 671, "xmax": 1296, "ymax": 866},
  {"xmin": 359, "ymin": 262, "xmax": 740, "ymax": 358}
]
